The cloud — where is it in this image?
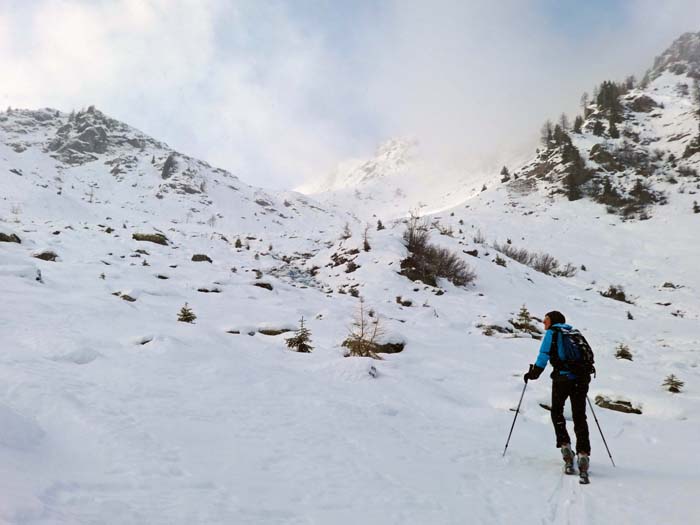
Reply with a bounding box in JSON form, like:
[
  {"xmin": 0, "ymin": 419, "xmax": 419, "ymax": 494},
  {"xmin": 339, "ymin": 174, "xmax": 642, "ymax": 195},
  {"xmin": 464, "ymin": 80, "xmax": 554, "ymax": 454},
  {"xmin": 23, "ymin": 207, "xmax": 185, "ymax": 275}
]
[
  {"xmin": 0, "ymin": 0, "xmax": 353, "ymax": 188},
  {"xmin": 2, "ymin": 1, "xmax": 700, "ymax": 188}
]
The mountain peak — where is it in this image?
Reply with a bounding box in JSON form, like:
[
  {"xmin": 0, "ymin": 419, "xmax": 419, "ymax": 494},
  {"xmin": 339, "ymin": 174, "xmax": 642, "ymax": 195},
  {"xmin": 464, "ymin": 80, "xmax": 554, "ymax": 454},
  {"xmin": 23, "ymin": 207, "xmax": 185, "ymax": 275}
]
[{"xmin": 649, "ymin": 31, "xmax": 700, "ymax": 79}]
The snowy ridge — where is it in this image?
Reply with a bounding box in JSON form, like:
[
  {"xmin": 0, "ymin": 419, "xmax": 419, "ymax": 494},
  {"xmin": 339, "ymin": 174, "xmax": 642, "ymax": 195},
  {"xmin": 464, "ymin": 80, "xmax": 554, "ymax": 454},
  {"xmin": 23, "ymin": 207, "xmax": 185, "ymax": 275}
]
[{"xmin": 1, "ymin": 39, "xmax": 700, "ymax": 524}]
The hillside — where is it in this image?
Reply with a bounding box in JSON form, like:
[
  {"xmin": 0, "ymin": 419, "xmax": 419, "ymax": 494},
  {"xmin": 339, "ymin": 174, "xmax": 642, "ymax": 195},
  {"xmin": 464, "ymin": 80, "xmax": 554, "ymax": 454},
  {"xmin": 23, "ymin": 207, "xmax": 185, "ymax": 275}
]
[{"xmin": 1, "ymin": 36, "xmax": 700, "ymax": 525}]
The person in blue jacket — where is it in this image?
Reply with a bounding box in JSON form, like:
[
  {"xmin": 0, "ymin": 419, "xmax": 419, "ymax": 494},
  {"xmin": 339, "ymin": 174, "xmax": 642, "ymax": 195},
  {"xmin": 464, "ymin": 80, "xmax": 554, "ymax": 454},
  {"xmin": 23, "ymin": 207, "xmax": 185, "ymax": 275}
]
[{"xmin": 523, "ymin": 310, "xmax": 590, "ymax": 476}]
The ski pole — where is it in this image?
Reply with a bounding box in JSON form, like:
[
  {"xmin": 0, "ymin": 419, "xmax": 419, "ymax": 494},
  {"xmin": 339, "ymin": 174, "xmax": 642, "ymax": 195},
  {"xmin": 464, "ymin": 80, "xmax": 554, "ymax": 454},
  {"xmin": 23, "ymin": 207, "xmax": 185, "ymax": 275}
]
[
  {"xmin": 586, "ymin": 395, "xmax": 616, "ymax": 467},
  {"xmin": 503, "ymin": 376, "xmax": 529, "ymax": 457}
]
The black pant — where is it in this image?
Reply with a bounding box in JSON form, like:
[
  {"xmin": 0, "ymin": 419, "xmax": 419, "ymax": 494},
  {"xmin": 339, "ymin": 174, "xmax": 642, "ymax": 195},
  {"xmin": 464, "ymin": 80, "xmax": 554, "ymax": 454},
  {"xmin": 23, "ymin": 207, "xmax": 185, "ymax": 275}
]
[{"xmin": 551, "ymin": 376, "xmax": 590, "ymax": 455}]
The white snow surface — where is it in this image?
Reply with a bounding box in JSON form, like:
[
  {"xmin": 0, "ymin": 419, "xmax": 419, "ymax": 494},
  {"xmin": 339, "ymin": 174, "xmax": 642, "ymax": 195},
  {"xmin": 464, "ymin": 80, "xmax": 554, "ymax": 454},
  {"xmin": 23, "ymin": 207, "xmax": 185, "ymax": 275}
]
[{"xmin": 1, "ymin": 77, "xmax": 700, "ymax": 524}]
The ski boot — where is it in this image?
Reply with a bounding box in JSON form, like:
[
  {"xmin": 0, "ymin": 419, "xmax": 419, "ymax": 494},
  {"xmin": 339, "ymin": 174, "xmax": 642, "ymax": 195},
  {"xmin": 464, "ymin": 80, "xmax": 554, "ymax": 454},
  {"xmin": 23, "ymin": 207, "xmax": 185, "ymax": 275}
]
[
  {"xmin": 578, "ymin": 454, "xmax": 590, "ymax": 484},
  {"xmin": 561, "ymin": 444, "xmax": 575, "ymax": 475}
]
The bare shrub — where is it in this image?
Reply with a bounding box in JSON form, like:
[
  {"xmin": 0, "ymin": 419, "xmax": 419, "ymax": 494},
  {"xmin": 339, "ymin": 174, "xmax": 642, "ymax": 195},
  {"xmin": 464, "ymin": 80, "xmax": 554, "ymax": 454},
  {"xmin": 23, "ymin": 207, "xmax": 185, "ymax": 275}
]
[
  {"xmin": 434, "ymin": 221, "xmax": 454, "ymax": 237},
  {"xmin": 493, "ymin": 241, "xmax": 577, "ymax": 278},
  {"xmin": 531, "ymin": 253, "xmax": 560, "ymax": 274},
  {"xmin": 403, "ymin": 212, "xmax": 430, "ymax": 253},
  {"xmin": 401, "ymin": 213, "xmax": 476, "ymax": 287},
  {"xmin": 554, "ymin": 263, "xmax": 578, "ymax": 278},
  {"xmin": 600, "ymin": 284, "xmax": 633, "ymax": 303},
  {"xmin": 342, "ymin": 298, "xmax": 384, "ymax": 359}
]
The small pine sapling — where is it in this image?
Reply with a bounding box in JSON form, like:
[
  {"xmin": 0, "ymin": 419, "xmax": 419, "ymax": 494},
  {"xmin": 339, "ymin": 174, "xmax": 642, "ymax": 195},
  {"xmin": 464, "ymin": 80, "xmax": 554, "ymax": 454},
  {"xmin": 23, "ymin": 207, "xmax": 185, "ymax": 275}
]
[
  {"xmin": 662, "ymin": 374, "xmax": 684, "ymax": 393},
  {"xmin": 285, "ymin": 317, "xmax": 313, "ymax": 353},
  {"xmin": 178, "ymin": 303, "xmax": 197, "ymax": 323},
  {"xmin": 614, "ymin": 343, "xmax": 633, "ymax": 361},
  {"xmin": 376, "ymin": 219, "xmax": 385, "ymax": 231}
]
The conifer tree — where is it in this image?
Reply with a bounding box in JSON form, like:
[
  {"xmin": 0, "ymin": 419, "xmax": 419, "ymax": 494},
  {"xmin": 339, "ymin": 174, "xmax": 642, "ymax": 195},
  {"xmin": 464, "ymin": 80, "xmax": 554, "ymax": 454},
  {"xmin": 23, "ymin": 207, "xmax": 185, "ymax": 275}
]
[
  {"xmin": 663, "ymin": 374, "xmax": 684, "ymax": 393},
  {"xmin": 609, "ymin": 120, "xmax": 620, "ymax": 139},
  {"xmin": 178, "ymin": 303, "xmax": 196, "ymax": 323},
  {"xmin": 615, "ymin": 343, "xmax": 633, "ymax": 361},
  {"xmin": 592, "ymin": 120, "xmax": 605, "ymax": 137},
  {"xmin": 517, "ymin": 304, "xmax": 532, "ymax": 326},
  {"xmin": 580, "ymin": 92, "xmax": 591, "ymax": 118},
  {"xmin": 572, "ymin": 115, "xmax": 584, "ymax": 134},
  {"xmin": 558, "ymin": 113, "xmax": 570, "ymax": 131},
  {"xmin": 285, "ymin": 317, "xmax": 313, "ymax": 353},
  {"xmin": 376, "ymin": 219, "xmax": 385, "ymax": 231},
  {"xmin": 540, "ymin": 120, "xmax": 554, "ymax": 148},
  {"xmin": 500, "ymin": 166, "xmax": 511, "ymax": 182}
]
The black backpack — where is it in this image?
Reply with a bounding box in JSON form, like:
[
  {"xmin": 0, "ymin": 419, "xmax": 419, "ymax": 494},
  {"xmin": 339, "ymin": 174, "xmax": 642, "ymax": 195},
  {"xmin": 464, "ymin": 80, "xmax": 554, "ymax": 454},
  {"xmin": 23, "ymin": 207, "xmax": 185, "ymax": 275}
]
[{"xmin": 549, "ymin": 326, "xmax": 596, "ymax": 378}]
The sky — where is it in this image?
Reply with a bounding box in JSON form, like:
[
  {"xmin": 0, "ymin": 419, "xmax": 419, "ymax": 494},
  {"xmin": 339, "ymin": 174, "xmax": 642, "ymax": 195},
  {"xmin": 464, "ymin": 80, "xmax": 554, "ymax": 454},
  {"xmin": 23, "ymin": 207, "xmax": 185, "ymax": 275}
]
[{"xmin": 2, "ymin": 0, "xmax": 700, "ymax": 189}]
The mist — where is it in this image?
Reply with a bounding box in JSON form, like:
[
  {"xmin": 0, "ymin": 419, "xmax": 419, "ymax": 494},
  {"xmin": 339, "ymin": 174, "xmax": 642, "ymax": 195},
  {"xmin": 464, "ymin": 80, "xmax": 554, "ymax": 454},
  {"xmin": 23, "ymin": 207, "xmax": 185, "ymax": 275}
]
[{"xmin": 2, "ymin": 0, "xmax": 700, "ymax": 188}]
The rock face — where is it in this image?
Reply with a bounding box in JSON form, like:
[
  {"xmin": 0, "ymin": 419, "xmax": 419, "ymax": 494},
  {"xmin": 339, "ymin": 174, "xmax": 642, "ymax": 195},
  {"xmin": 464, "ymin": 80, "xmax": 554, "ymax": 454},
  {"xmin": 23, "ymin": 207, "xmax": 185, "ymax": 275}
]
[
  {"xmin": 649, "ymin": 32, "xmax": 700, "ymax": 79},
  {"xmin": 629, "ymin": 95, "xmax": 660, "ymax": 113},
  {"xmin": 45, "ymin": 106, "xmax": 155, "ymax": 165}
]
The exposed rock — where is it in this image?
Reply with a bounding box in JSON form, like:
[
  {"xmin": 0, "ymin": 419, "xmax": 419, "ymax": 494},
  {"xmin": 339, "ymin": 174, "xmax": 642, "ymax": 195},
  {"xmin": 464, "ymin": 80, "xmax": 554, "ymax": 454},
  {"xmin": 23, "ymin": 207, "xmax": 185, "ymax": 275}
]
[
  {"xmin": 161, "ymin": 153, "xmax": 178, "ymax": 179},
  {"xmin": 375, "ymin": 342, "xmax": 405, "ymax": 354},
  {"xmin": 132, "ymin": 233, "xmax": 169, "ymax": 245},
  {"xmin": 258, "ymin": 328, "xmax": 292, "ymax": 336},
  {"xmin": 629, "ymin": 95, "xmax": 659, "ymax": 113},
  {"xmin": 589, "ymin": 144, "xmax": 622, "ymax": 172},
  {"xmin": 0, "ymin": 232, "xmax": 21, "ymax": 243},
  {"xmin": 112, "ymin": 292, "xmax": 136, "ymax": 302},
  {"xmin": 33, "ymin": 250, "xmax": 58, "ymax": 262},
  {"xmin": 595, "ymin": 395, "xmax": 642, "ymax": 414},
  {"xmin": 253, "ymin": 282, "xmax": 273, "ymax": 291},
  {"xmin": 192, "ymin": 254, "xmax": 212, "ymax": 263},
  {"xmin": 649, "ymin": 32, "xmax": 700, "ymax": 80}
]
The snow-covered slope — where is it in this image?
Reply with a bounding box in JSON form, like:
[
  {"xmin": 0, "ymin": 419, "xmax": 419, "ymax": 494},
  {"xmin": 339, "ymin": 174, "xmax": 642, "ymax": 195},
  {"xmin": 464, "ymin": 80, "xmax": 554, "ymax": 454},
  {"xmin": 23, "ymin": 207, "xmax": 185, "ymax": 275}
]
[{"xmin": 1, "ymin": 36, "xmax": 700, "ymax": 525}]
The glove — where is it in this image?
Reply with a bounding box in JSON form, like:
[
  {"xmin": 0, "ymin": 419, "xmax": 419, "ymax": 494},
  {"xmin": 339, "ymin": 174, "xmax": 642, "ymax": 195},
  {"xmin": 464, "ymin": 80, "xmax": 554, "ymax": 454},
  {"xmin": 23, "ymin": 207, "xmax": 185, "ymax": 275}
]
[{"xmin": 523, "ymin": 364, "xmax": 544, "ymax": 383}]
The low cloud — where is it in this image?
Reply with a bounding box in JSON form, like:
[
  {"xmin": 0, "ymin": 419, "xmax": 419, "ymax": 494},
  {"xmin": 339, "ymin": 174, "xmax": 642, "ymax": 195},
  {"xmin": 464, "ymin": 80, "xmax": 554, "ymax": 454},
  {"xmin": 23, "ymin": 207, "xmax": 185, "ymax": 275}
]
[{"xmin": 2, "ymin": 1, "xmax": 700, "ymax": 188}]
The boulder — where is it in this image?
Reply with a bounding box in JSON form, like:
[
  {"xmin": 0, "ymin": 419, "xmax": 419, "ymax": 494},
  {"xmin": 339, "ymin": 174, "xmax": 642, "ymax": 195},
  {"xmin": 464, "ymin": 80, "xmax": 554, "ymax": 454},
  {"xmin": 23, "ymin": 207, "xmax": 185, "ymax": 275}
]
[
  {"xmin": 0, "ymin": 232, "xmax": 21, "ymax": 243},
  {"xmin": 132, "ymin": 233, "xmax": 169, "ymax": 245}
]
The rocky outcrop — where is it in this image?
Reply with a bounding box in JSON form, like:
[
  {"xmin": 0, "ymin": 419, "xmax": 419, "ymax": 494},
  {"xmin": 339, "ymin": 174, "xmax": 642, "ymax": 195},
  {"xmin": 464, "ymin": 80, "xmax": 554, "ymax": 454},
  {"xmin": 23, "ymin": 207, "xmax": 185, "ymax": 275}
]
[
  {"xmin": 649, "ymin": 32, "xmax": 700, "ymax": 80},
  {"xmin": 595, "ymin": 395, "xmax": 642, "ymax": 414}
]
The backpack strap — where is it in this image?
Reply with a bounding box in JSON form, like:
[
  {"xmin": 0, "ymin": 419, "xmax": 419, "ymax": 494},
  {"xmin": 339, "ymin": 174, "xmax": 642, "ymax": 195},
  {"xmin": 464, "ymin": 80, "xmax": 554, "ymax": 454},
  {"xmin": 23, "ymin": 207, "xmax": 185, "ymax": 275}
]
[{"xmin": 548, "ymin": 326, "xmax": 564, "ymax": 372}]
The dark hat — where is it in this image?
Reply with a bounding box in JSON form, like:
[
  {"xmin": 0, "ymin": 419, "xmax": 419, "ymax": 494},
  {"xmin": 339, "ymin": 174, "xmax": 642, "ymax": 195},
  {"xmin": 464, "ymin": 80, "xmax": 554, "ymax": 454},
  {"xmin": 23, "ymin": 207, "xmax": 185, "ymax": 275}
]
[{"xmin": 545, "ymin": 310, "xmax": 566, "ymax": 325}]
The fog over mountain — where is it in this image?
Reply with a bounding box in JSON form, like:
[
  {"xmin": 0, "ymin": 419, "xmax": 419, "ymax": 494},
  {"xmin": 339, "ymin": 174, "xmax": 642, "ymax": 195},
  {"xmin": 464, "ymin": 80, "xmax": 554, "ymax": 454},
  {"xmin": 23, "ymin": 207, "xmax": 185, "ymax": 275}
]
[{"xmin": 3, "ymin": 1, "xmax": 700, "ymax": 188}]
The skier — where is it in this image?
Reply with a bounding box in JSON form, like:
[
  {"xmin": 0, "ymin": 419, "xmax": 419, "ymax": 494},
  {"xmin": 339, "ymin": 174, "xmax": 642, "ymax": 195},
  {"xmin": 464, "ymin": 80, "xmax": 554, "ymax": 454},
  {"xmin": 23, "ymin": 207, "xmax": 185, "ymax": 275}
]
[{"xmin": 523, "ymin": 311, "xmax": 591, "ymax": 482}]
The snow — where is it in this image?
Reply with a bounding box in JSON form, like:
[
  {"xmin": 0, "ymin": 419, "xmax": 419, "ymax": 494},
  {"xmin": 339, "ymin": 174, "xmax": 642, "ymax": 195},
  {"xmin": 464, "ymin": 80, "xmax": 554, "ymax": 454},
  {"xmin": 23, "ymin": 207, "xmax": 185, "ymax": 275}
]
[{"xmin": 1, "ymin": 72, "xmax": 700, "ymax": 524}]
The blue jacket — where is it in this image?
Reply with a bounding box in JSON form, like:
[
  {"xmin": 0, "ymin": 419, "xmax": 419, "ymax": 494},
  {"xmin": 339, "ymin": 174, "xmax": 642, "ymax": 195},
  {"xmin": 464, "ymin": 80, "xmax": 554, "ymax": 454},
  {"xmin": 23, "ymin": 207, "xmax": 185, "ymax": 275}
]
[{"xmin": 535, "ymin": 323, "xmax": 576, "ymax": 379}]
